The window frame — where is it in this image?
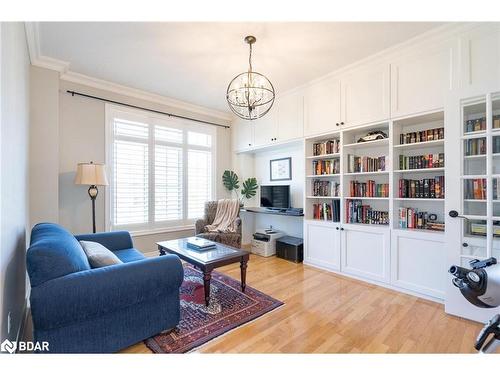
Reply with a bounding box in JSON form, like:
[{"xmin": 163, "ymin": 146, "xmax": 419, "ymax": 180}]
[{"xmin": 105, "ymin": 104, "xmax": 217, "ymax": 234}]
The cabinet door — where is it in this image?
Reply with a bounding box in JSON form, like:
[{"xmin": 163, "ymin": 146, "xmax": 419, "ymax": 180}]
[
  {"xmin": 277, "ymin": 90, "xmax": 304, "ymax": 141},
  {"xmin": 391, "ymin": 42, "xmax": 455, "ymax": 118},
  {"xmin": 253, "ymin": 109, "xmax": 278, "ymax": 147},
  {"xmin": 304, "ymin": 221, "xmax": 341, "ymax": 271},
  {"xmin": 459, "ymin": 24, "xmax": 500, "ymax": 91},
  {"xmin": 341, "ymin": 63, "xmax": 390, "ymax": 128},
  {"xmin": 341, "ymin": 224, "xmax": 390, "ymax": 283},
  {"xmin": 304, "ymin": 77, "xmax": 341, "ymax": 136},
  {"xmin": 391, "ymin": 230, "xmax": 446, "ymax": 299},
  {"xmin": 232, "ymin": 118, "xmax": 254, "ymax": 151}
]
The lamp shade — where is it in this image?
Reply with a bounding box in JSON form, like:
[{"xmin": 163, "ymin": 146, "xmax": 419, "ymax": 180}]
[{"xmin": 74, "ymin": 162, "xmax": 109, "ymax": 186}]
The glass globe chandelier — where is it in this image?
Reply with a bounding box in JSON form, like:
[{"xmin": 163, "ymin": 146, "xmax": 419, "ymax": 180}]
[{"xmin": 226, "ymin": 35, "xmax": 275, "ymax": 120}]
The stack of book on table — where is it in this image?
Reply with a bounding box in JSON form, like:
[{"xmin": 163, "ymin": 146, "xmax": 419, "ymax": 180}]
[{"xmin": 186, "ymin": 237, "xmax": 216, "ymax": 251}]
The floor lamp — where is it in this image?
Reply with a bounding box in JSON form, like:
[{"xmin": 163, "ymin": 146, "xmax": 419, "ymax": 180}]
[{"xmin": 75, "ymin": 161, "xmax": 109, "ymax": 233}]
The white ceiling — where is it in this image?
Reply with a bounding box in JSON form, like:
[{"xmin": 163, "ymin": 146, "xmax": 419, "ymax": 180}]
[{"xmin": 38, "ymin": 22, "xmax": 444, "ymax": 112}]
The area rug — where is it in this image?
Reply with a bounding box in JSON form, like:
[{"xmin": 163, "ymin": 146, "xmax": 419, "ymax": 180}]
[{"xmin": 145, "ymin": 265, "xmax": 283, "ymax": 353}]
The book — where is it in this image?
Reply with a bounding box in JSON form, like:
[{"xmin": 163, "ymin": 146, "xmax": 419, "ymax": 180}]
[
  {"xmin": 399, "ymin": 127, "xmax": 444, "ymax": 145},
  {"xmin": 345, "ymin": 199, "xmax": 389, "ymax": 225},
  {"xmin": 347, "ymin": 155, "xmax": 387, "ymax": 173},
  {"xmin": 398, "ymin": 176, "xmax": 445, "ymax": 199},
  {"xmin": 186, "ymin": 237, "xmax": 216, "ymax": 250}
]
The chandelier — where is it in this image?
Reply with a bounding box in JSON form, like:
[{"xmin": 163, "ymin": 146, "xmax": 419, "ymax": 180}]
[{"xmin": 226, "ymin": 35, "xmax": 275, "ymax": 120}]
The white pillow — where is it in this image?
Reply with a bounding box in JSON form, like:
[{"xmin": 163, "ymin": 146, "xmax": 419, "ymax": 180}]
[{"xmin": 79, "ymin": 240, "xmax": 123, "ymax": 268}]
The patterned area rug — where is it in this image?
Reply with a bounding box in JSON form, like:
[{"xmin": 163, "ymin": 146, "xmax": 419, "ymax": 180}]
[{"xmin": 145, "ymin": 265, "xmax": 283, "ymax": 353}]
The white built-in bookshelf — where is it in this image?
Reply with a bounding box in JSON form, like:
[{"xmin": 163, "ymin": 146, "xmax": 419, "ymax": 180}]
[{"xmin": 304, "ymin": 111, "xmax": 446, "ymax": 234}]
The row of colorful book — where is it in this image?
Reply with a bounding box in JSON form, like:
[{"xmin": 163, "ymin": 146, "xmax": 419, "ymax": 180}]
[
  {"xmin": 398, "ymin": 153, "xmax": 444, "ymax": 170},
  {"xmin": 312, "ymin": 200, "xmax": 340, "ymax": 222},
  {"xmin": 398, "ymin": 207, "xmax": 445, "ymax": 231},
  {"xmin": 464, "ymin": 117, "xmax": 486, "ymax": 133},
  {"xmin": 399, "ymin": 127, "xmax": 444, "ymax": 145},
  {"xmin": 349, "ymin": 180, "xmax": 389, "ymax": 198},
  {"xmin": 398, "ymin": 176, "xmax": 445, "ymax": 199},
  {"xmin": 312, "ymin": 139, "xmax": 340, "ymax": 156},
  {"xmin": 312, "ymin": 159, "xmax": 340, "ymax": 175},
  {"xmin": 312, "ymin": 180, "xmax": 340, "ymax": 197},
  {"xmin": 464, "ymin": 178, "xmax": 487, "ymax": 200},
  {"xmin": 345, "ymin": 199, "xmax": 389, "ymax": 225},
  {"xmin": 347, "ymin": 155, "xmax": 387, "ymax": 173},
  {"xmin": 464, "ymin": 138, "xmax": 486, "ymax": 156}
]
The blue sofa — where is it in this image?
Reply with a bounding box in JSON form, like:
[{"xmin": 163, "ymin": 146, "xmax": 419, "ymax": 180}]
[{"xmin": 26, "ymin": 223, "xmax": 184, "ymax": 353}]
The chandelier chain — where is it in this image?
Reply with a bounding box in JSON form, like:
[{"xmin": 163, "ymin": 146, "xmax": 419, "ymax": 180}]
[{"xmin": 248, "ymin": 43, "xmax": 253, "ymax": 72}]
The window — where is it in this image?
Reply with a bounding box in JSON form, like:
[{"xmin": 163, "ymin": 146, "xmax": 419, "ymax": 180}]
[{"xmin": 106, "ymin": 105, "xmax": 216, "ymax": 232}]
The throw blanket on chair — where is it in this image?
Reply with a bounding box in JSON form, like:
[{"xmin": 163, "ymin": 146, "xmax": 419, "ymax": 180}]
[{"xmin": 205, "ymin": 199, "xmax": 240, "ymax": 233}]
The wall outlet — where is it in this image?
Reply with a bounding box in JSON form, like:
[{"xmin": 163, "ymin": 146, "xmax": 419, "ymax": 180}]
[{"xmin": 7, "ymin": 312, "xmax": 11, "ymax": 335}]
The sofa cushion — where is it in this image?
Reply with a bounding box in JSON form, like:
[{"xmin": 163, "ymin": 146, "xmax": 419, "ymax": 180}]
[
  {"xmin": 79, "ymin": 241, "xmax": 123, "ymax": 268},
  {"xmin": 113, "ymin": 248, "xmax": 146, "ymax": 263},
  {"xmin": 27, "ymin": 223, "xmax": 91, "ymax": 287}
]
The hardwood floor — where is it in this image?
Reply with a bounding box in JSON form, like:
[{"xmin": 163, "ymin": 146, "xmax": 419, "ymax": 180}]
[{"xmin": 122, "ymin": 254, "xmax": 486, "ymax": 354}]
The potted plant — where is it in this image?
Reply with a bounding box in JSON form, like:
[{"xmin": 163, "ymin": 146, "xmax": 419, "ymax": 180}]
[{"xmin": 222, "ymin": 170, "xmax": 258, "ymax": 206}]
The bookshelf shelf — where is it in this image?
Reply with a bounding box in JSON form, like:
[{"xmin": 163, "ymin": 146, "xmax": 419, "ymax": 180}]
[
  {"xmin": 344, "ymin": 171, "xmax": 389, "ymax": 176},
  {"xmin": 394, "ymin": 139, "xmax": 444, "ymax": 150},
  {"xmin": 464, "ymin": 199, "xmax": 487, "ymax": 202},
  {"xmin": 306, "ymin": 196, "xmax": 340, "ymax": 199},
  {"xmin": 306, "ymin": 153, "xmax": 340, "ymax": 160},
  {"xmin": 393, "ymin": 167, "xmax": 444, "ymax": 174},
  {"xmin": 394, "ymin": 198, "xmax": 445, "ymax": 202},
  {"xmin": 343, "ymin": 138, "xmax": 389, "ymax": 149},
  {"xmin": 393, "ymin": 228, "xmax": 445, "ymax": 235},
  {"xmin": 306, "ymin": 174, "xmax": 340, "ymax": 178},
  {"xmin": 464, "ymin": 154, "xmax": 486, "ymax": 159},
  {"xmin": 345, "ymin": 196, "xmax": 389, "ymax": 200}
]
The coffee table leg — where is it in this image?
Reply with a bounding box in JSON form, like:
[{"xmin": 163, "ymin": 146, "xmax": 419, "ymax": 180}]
[
  {"xmin": 240, "ymin": 259, "xmax": 248, "ymax": 292},
  {"xmin": 203, "ymin": 271, "xmax": 211, "ymax": 306}
]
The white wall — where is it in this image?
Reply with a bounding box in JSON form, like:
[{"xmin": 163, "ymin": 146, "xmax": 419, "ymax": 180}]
[
  {"xmin": 29, "ymin": 66, "xmax": 59, "ymax": 228},
  {"xmin": 238, "ymin": 142, "xmax": 304, "ymax": 244},
  {"xmin": 0, "ymin": 22, "xmax": 30, "ymax": 342}
]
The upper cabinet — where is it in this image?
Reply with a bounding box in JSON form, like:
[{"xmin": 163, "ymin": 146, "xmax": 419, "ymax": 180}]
[
  {"xmin": 232, "ymin": 117, "xmax": 254, "ymax": 152},
  {"xmin": 277, "ymin": 90, "xmax": 304, "ymax": 141},
  {"xmin": 458, "ymin": 24, "xmax": 500, "ymax": 92},
  {"xmin": 391, "ymin": 42, "xmax": 455, "ymax": 118},
  {"xmin": 253, "ymin": 108, "xmax": 277, "ymax": 147},
  {"xmin": 340, "ymin": 63, "xmax": 390, "ymax": 128},
  {"xmin": 304, "ymin": 76, "xmax": 342, "ymax": 136}
]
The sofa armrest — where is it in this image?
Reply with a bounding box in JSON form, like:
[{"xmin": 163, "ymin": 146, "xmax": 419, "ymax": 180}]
[
  {"xmin": 30, "ymin": 255, "xmax": 183, "ymax": 330},
  {"xmin": 194, "ymin": 219, "xmax": 206, "ymax": 235},
  {"xmin": 75, "ymin": 231, "xmax": 133, "ymax": 251}
]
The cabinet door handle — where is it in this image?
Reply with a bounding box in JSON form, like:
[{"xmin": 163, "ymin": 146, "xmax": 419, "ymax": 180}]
[
  {"xmin": 449, "ymin": 210, "xmax": 466, "ymax": 219},
  {"xmin": 336, "ymin": 227, "xmax": 339, "ymax": 230},
  {"xmin": 335, "ymin": 123, "xmax": 339, "ymax": 127},
  {"xmin": 462, "ymin": 243, "xmax": 469, "ymax": 248},
  {"xmin": 340, "ymin": 122, "xmax": 344, "ymax": 126},
  {"xmin": 340, "ymin": 228, "xmax": 344, "ymax": 231}
]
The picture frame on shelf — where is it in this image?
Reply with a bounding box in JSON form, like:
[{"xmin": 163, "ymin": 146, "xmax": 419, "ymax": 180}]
[{"xmin": 270, "ymin": 157, "xmax": 292, "ymax": 181}]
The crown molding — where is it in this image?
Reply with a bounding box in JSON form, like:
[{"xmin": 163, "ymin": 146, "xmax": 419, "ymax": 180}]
[
  {"xmin": 60, "ymin": 71, "xmax": 232, "ymax": 122},
  {"xmin": 25, "ymin": 22, "xmax": 69, "ymax": 73}
]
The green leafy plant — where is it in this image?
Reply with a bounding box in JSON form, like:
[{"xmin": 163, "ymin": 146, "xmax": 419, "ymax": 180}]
[
  {"xmin": 222, "ymin": 170, "xmax": 258, "ymax": 202},
  {"xmin": 241, "ymin": 178, "xmax": 258, "ymax": 199},
  {"xmin": 222, "ymin": 170, "xmax": 239, "ymax": 196}
]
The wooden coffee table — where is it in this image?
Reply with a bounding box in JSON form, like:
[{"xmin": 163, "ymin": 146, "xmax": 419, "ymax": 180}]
[{"xmin": 157, "ymin": 238, "xmax": 250, "ymax": 306}]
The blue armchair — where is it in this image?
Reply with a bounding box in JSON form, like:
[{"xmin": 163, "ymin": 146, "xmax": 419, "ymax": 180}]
[{"xmin": 26, "ymin": 223, "xmax": 184, "ymax": 353}]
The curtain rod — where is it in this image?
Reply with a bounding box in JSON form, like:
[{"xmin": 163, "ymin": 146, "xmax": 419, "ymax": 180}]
[{"xmin": 66, "ymin": 90, "xmax": 231, "ymax": 129}]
